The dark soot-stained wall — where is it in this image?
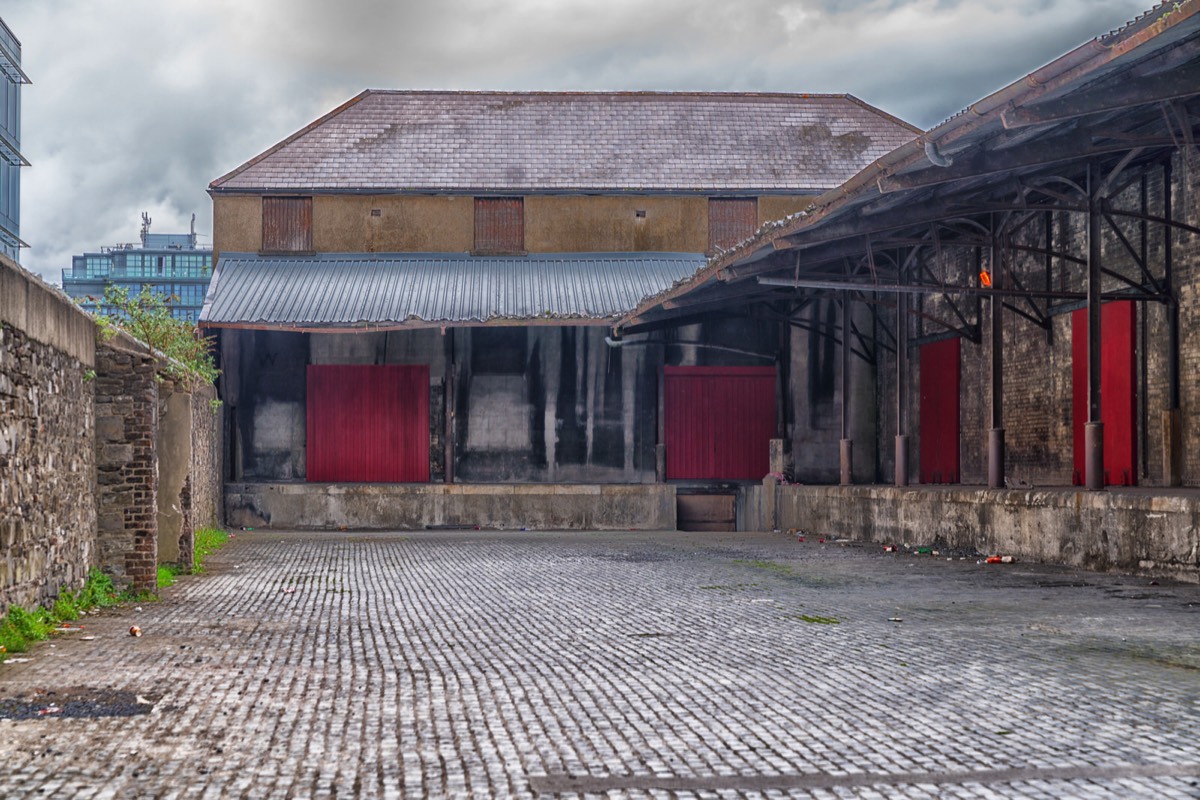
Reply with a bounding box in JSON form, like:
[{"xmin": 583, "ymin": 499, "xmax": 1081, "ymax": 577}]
[{"xmin": 222, "ymin": 318, "xmax": 785, "ymax": 484}]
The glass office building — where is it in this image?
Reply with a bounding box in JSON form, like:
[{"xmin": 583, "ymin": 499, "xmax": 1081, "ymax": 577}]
[
  {"xmin": 62, "ymin": 219, "xmax": 214, "ymax": 323},
  {"xmin": 0, "ymin": 17, "xmax": 29, "ymax": 262}
]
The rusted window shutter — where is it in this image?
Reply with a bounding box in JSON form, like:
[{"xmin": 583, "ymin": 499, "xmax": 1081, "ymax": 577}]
[
  {"xmin": 474, "ymin": 197, "xmax": 524, "ymax": 254},
  {"xmin": 708, "ymin": 197, "xmax": 758, "ymax": 253},
  {"xmin": 262, "ymin": 196, "xmax": 313, "ymax": 252}
]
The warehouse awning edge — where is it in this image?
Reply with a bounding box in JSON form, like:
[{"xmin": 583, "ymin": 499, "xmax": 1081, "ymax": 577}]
[{"xmin": 199, "ymin": 251, "xmax": 708, "ymax": 330}]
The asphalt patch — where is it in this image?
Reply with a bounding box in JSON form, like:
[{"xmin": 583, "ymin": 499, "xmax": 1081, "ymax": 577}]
[{"xmin": 0, "ymin": 687, "xmax": 160, "ymax": 720}]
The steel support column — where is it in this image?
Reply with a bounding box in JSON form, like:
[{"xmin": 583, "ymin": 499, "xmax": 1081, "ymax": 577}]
[
  {"xmin": 895, "ymin": 287, "xmax": 909, "ymax": 487},
  {"xmin": 840, "ymin": 291, "xmax": 853, "ymax": 485},
  {"xmin": 988, "ymin": 231, "xmax": 1006, "ymax": 489},
  {"xmin": 1086, "ymin": 165, "xmax": 1105, "ymax": 491},
  {"xmin": 444, "ymin": 330, "xmax": 456, "ymax": 484},
  {"xmin": 1163, "ymin": 159, "xmax": 1183, "ymax": 486}
]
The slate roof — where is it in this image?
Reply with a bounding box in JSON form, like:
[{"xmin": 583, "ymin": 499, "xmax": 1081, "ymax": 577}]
[
  {"xmin": 200, "ymin": 252, "xmax": 707, "ymax": 329},
  {"xmin": 210, "ymin": 91, "xmax": 919, "ymax": 194}
]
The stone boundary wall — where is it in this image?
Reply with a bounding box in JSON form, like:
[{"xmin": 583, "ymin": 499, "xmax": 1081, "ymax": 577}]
[
  {"xmin": 156, "ymin": 379, "xmax": 221, "ymax": 570},
  {"xmin": 1, "ymin": 253, "xmax": 222, "ymax": 610},
  {"xmin": 773, "ymin": 484, "xmax": 1200, "ymax": 583},
  {"xmin": 0, "ymin": 254, "xmax": 97, "ymax": 611},
  {"xmin": 226, "ymin": 482, "xmax": 676, "ymax": 531}
]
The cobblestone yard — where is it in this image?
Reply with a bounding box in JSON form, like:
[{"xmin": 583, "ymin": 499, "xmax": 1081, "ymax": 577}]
[{"xmin": 1, "ymin": 529, "xmax": 1198, "ymax": 799}]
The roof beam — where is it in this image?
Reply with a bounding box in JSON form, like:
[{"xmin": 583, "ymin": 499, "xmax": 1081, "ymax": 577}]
[
  {"xmin": 757, "ymin": 275, "xmax": 1171, "ymax": 306},
  {"xmin": 878, "ymin": 132, "xmax": 1177, "ymax": 194},
  {"xmin": 1001, "ymin": 63, "xmax": 1200, "ymax": 129}
]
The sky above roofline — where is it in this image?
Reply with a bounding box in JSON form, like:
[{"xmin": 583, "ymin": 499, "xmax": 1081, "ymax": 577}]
[{"xmin": 4, "ymin": 0, "xmax": 1156, "ymax": 284}]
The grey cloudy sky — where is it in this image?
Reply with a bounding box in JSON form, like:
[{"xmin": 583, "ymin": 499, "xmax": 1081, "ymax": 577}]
[{"xmin": 5, "ymin": 0, "xmax": 1154, "ymax": 283}]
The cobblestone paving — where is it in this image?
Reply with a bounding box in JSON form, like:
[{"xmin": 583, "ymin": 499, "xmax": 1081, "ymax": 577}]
[{"xmin": 1, "ymin": 529, "xmax": 1198, "ymax": 799}]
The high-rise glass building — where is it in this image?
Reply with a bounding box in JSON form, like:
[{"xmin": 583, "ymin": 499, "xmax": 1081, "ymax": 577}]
[
  {"xmin": 0, "ymin": 17, "xmax": 29, "ymax": 262},
  {"xmin": 62, "ymin": 215, "xmax": 214, "ymax": 323}
]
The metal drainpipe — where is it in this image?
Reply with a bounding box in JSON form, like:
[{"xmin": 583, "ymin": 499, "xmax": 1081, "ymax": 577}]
[
  {"xmin": 840, "ymin": 291, "xmax": 853, "ymax": 486},
  {"xmin": 988, "ymin": 227, "xmax": 1005, "ymax": 489}
]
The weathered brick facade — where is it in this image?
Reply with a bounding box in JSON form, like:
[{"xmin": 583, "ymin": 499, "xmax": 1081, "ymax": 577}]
[
  {"xmin": 843, "ymin": 152, "xmax": 1200, "ymax": 489},
  {"xmin": 94, "ymin": 338, "xmax": 159, "ymax": 592}
]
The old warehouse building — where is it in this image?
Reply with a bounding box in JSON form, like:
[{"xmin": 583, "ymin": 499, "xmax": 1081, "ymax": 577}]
[{"xmin": 202, "ymin": 91, "xmax": 917, "ymax": 530}]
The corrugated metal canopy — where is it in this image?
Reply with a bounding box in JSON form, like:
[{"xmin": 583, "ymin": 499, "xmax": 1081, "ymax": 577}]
[
  {"xmin": 617, "ymin": 0, "xmax": 1200, "ymax": 330},
  {"xmin": 200, "ymin": 252, "xmax": 707, "ymax": 330}
]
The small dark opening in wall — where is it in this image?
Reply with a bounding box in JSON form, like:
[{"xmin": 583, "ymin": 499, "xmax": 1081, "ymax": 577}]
[
  {"xmin": 370, "ymin": 209, "xmax": 382, "ymax": 217},
  {"xmin": 635, "ymin": 209, "xmax": 647, "ymax": 218}
]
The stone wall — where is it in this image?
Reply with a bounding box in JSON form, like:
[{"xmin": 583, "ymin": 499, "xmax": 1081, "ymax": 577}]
[
  {"xmin": 0, "ymin": 322, "xmax": 96, "ymax": 611},
  {"xmin": 189, "ymin": 384, "xmax": 222, "ymax": 547},
  {"xmin": 225, "ymin": 482, "xmax": 676, "ymax": 531},
  {"xmin": 0, "ymin": 255, "xmax": 97, "ymax": 611},
  {"xmin": 157, "ymin": 380, "xmax": 222, "ymax": 570},
  {"xmin": 774, "ymin": 484, "xmax": 1200, "ymax": 583},
  {"xmin": 1, "ymin": 253, "xmax": 223, "ymax": 610}
]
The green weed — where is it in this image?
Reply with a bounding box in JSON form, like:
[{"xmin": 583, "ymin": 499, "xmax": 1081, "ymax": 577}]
[
  {"xmin": 0, "ymin": 569, "xmax": 124, "ymax": 663},
  {"xmin": 733, "ymin": 559, "xmax": 795, "ymax": 576},
  {"xmin": 193, "ymin": 527, "xmax": 230, "ymax": 573},
  {"xmin": 784, "ymin": 613, "xmax": 841, "ymax": 625},
  {"xmin": 157, "ymin": 565, "xmax": 178, "ymax": 589}
]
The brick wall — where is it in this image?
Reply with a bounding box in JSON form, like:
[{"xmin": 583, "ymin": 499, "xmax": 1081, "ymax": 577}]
[
  {"xmin": 858, "ymin": 151, "xmax": 1200, "ymax": 488},
  {"xmin": 94, "ymin": 338, "xmax": 159, "ymax": 592}
]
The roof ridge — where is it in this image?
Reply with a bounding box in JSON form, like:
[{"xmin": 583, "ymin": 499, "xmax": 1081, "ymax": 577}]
[
  {"xmin": 209, "ymin": 90, "xmax": 371, "ymax": 190},
  {"xmin": 841, "ymin": 94, "xmax": 922, "ymax": 134},
  {"xmin": 361, "ymin": 89, "xmax": 860, "ymax": 100}
]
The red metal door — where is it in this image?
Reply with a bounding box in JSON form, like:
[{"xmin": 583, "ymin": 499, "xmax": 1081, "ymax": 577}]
[
  {"xmin": 664, "ymin": 366, "xmax": 775, "ymax": 480},
  {"xmin": 1071, "ymin": 301, "xmax": 1136, "ymax": 486},
  {"xmin": 919, "ymin": 337, "xmax": 960, "ymax": 484},
  {"xmin": 307, "ymin": 364, "xmax": 429, "ymax": 483}
]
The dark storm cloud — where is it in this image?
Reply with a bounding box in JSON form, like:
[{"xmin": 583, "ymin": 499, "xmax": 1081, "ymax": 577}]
[{"xmin": 4, "ymin": 0, "xmax": 1153, "ymax": 283}]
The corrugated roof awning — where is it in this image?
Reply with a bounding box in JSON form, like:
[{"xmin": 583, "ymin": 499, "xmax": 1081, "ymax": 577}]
[{"xmin": 200, "ymin": 252, "xmax": 707, "ymax": 331}]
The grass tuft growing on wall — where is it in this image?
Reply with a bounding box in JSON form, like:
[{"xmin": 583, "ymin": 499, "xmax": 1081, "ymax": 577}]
[
  {"xmin": 192, "ymin": 527, "xmax": 230, "ymax": 573},
  {"xmin": 157, "ymin": 526, "xmax": 230, "ymax": 588},
  {"xmin": 157, "ymin": 565, "xmax": 178, "ymax": 589},
  {"xmin": 0, "ymin": 569, "xmax": 124, "ymax": 663}
]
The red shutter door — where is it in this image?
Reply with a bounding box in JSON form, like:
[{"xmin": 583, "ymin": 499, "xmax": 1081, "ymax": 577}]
[
  {"xmin": 1071, "ymin": 301, "xmax": 1136, "ymax": 486},
  {"xmin": 664, "ymin": 366, "xmax": 775, "ymax": 480},
  {"xmin": 307, "ymin": 365, "xmax": 429, "ymax": 483},
  {"xmin": 919, "ymin": 337, "xmax": 960, "ymax": 484}
]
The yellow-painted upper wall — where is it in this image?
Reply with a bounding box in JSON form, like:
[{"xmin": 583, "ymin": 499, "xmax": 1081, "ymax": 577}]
[
  {"xmin": 313, "ymin": 195, "xmax": 475, "ymax": 253},
  {"xmin": 211, "ymin": 193, "xmax": 818, "ymax": 261},
  {"xmin": 525, "ymin": 196, "xmax": 709, "ymax": 253}
]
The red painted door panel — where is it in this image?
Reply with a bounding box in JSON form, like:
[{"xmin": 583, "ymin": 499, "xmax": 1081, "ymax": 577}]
[
  {"xmin": 1071, "ymin": 301, "xmax": 1136, "ymax": 486},
  {"xmin": 307, "ymin": 365, "xmax": 429, "ymax": 483},
  {"xmin": 919, "ymin": 337, "xmax": 960, "ymax": 484},
  {"xmin": 664, "ymin": 366, "xmax": 775, "ymax": 480}
]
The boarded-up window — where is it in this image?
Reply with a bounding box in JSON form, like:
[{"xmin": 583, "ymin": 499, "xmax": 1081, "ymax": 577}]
[
  {"xmin": 262, "ymin": 196, "xmax": 312, "ymax": 253},
  {"xmin": 708, "ymin": 198, "xmax": 758, "ymax": 253},
  {"xmin": 474, "ymin": 197, "xmax": 524, "ymax": 253}
]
